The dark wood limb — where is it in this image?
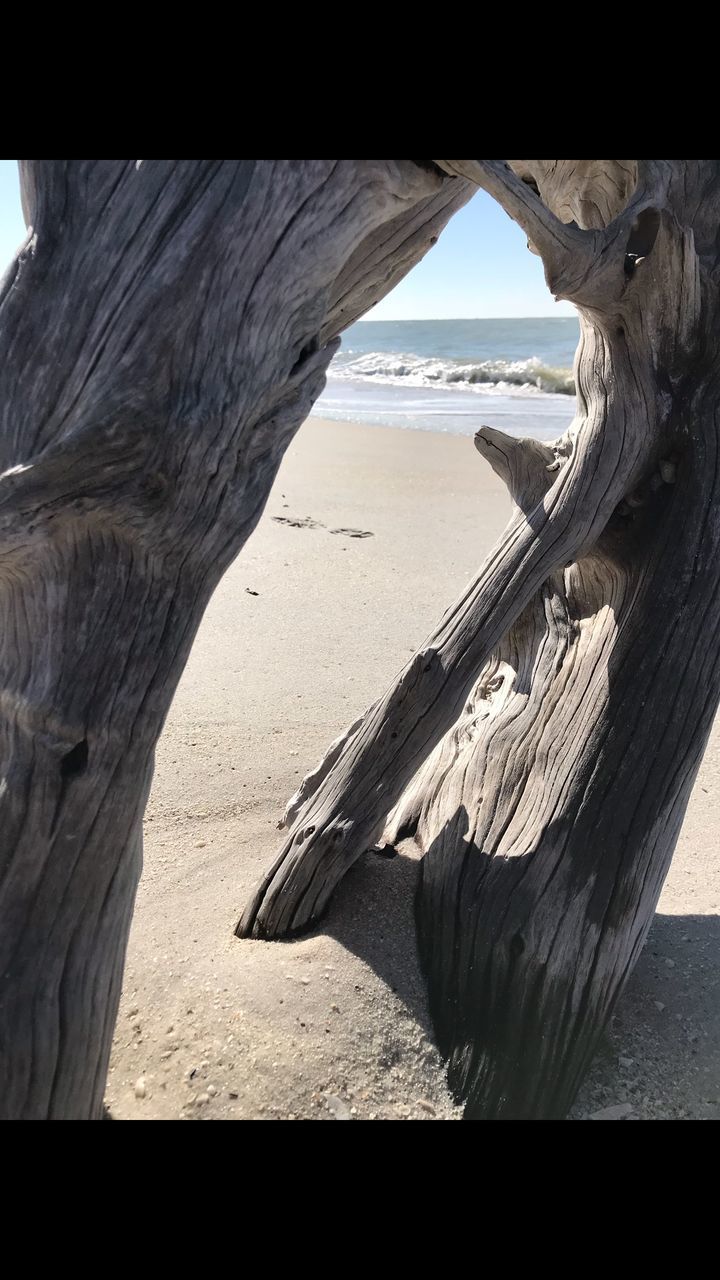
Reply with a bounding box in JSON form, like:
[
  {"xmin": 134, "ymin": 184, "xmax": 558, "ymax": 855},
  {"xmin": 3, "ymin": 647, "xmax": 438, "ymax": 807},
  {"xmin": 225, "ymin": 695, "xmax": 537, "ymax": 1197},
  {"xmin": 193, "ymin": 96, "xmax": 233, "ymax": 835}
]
[{"xmin": 0, "ymin": 158, "xmax": 474, "ymax": 1118}]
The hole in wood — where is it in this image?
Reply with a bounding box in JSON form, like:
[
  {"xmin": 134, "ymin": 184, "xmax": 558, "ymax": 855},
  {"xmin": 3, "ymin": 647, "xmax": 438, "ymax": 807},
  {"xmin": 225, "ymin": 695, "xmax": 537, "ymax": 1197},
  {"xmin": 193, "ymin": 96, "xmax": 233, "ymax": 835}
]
[
  {"xmin": 290, "ymin": 336, "xmax": 320, "ymax": 377},
  {"xmin": 510, "ymin": 932, "xmax": 526, "ymax": 959},
  {"xmin": 627, "ymin": 208, "xmax": 661, "ymax": 257},
  {"xmin": 624, "ymin": 208, "xmax": 661, "ymax": 275},
  {"xmin": 60, "ymin": 739, "xmax": 88, "ymax": 778}
]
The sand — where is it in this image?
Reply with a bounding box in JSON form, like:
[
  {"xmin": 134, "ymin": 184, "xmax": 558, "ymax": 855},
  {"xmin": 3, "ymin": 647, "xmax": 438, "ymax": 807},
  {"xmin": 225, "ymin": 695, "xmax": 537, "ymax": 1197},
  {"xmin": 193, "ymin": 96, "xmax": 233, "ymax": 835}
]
[{"xmin": 105, "ymin": 417, "xmax": 720, "ymax": 1120}]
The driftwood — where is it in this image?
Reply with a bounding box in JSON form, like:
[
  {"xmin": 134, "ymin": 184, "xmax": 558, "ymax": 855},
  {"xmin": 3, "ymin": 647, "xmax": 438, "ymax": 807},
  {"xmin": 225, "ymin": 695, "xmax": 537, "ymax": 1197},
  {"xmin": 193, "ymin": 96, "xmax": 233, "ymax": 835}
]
[
  {"xmin": 0, "ymin": 160, "xmax": 474, "ymax": 1119},
  {"xmin": 239, "ymin": 160, "xmax": 720, "ymax": 1118}
]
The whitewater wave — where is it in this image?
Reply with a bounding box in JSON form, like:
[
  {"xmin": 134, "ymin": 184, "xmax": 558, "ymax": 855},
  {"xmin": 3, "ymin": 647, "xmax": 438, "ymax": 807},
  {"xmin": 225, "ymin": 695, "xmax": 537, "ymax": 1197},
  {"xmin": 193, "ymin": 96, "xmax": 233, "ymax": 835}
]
[{"xmin": 329, "ymin": 350, "xmax": 575, "ymax": 396}]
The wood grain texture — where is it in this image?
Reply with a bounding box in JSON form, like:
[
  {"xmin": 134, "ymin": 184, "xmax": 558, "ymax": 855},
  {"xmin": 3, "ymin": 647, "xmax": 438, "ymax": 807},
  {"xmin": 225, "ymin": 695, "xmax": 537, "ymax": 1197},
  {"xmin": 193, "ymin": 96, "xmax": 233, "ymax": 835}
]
[
  {"xmin": 239, "ymin": 159, "xmax": 720, "ymax": 1118},
  {"xmin": 0, "ymin": 159, "xmax": 473, "ymax": 1119}
]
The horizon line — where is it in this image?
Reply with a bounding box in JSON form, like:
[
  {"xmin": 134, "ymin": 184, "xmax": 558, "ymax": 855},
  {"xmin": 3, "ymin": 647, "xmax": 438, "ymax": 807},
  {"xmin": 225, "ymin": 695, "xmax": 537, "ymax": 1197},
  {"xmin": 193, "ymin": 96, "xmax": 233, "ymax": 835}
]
[{"xmin": 355, "ymin": 315, "xmax": 578, "ymax": 323}]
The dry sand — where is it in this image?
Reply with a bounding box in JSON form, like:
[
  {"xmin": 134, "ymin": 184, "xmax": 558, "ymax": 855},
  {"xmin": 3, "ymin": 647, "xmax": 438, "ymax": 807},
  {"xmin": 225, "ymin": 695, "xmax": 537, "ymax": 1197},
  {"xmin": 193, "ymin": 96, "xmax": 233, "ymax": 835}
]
[{"xmin": 106, "ymin": 417, "xmax": 720, "ymax": 1121}]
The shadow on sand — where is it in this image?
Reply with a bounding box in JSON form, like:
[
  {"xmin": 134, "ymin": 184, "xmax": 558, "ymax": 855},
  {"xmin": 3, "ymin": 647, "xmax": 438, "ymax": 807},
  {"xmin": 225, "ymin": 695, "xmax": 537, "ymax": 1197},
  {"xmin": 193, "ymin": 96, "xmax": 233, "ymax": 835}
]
[{"xmin": 319, "ymin": 846, "xmax": 720, "ymax": 1120}]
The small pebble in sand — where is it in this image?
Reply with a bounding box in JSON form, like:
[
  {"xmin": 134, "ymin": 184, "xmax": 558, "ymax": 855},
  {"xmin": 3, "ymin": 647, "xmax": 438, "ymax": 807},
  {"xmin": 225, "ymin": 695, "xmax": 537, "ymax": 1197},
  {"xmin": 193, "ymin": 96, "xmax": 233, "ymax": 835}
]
[
  {"xmin": 325, "ymin": 1094, "xmax": 352, "ymax": 1120},
  {"xmin": 134, "ymin": 1078, "xmax": 146, "ymax": 1099},
  {"xmin": 619, "ymin": 1057, "xmax": 634, "ymax": 1069},
  {"xmin": 207, "ymin": 1085, "xmax": 217, "ymax": 1097},
  {"xmin": 197, "ymin": 1093, "xmax": 210, "ymax": 1105},
  {"xmin": 665, "ymin": 958, "xmax": 675, "ymax": 968},
  {"xmin": 654, "ymin": 1001, "xmax": 666, "ymax": 1012}
]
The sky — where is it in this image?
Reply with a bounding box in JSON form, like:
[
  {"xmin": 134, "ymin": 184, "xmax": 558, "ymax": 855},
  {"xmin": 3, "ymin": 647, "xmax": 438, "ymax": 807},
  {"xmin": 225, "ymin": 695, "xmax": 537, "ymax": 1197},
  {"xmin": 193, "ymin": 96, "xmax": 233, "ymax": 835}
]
[
  {"xmin": 0, "ymin": 161, "xmax": 27, "ymax": 265},
  {"xmin": 364, "ymin": 187, "xmax": 575, "ymax": 320},
  {"xmin": 0, "ymin": 162, "xmax": 574, "ymax": 319}
]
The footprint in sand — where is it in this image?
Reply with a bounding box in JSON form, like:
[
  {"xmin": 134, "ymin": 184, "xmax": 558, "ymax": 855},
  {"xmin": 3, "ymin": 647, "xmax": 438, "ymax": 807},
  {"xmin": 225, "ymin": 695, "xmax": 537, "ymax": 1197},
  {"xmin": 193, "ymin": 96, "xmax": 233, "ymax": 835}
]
[
  {"xmin": 272, "ymin": 516, "xmax": 374, "ymax": 538},
  {"xmin": 272, "ymin": 515, "xmax": 324, "ymax": 529}
]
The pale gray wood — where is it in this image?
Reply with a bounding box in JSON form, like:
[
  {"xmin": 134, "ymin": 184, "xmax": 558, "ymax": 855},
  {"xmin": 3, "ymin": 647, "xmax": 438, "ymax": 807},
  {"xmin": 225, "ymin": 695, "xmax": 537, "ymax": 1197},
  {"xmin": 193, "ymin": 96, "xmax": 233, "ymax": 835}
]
[
  {"xmin": 239, "ymin": 159, "xmax": 720, "ymax": 1118},
  {"xmin": 0, "ymin": 159, "xmax": 473, "ymax": 1119}
]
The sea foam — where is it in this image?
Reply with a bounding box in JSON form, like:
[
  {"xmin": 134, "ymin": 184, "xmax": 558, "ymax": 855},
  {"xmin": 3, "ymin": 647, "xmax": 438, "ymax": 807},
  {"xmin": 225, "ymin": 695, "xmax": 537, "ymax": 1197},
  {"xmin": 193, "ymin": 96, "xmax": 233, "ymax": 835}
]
[{"xmin": 328, "ymin": 350, "xmax": 575, "ymax": 396}]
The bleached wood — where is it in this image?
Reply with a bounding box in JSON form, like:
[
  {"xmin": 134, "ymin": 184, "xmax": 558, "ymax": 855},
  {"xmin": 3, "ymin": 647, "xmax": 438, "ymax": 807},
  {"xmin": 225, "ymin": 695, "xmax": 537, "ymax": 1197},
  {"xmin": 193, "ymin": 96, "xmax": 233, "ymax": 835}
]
[{"xmin": 239, "ymin": 159, "xmax": 720, "ymax": 1118}]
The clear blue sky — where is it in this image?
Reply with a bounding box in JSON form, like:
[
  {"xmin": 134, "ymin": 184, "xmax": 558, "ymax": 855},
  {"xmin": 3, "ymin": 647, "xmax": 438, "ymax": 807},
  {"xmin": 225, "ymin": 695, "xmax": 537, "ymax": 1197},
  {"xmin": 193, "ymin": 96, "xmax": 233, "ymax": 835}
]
[
  {"xmin": 366, "ymin": 188, "xmax": 575, "ymax": 320},
  {"xmin": 0, "ymin": 162, "xmax": 574, "ymax": 319},
  {"xmin": 0, "ymin": 160, "xmax": 26, "ymax": 263}
]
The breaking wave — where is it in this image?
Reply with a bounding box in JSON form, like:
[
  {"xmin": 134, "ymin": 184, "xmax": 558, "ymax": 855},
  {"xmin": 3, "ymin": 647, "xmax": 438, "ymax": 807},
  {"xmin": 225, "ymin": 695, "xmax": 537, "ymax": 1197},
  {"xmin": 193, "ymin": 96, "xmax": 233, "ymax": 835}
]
[{"xmin": 328, "ymin": 350, "xmax": 575, "ymax": 396}]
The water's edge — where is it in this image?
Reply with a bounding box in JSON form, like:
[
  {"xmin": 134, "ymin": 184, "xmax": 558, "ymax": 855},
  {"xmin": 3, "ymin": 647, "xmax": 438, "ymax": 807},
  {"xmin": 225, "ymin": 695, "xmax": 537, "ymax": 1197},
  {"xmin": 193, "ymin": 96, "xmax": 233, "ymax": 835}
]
[{"xmin": 319, "ymin": 317, "xmax": 580, "ymax": 441}]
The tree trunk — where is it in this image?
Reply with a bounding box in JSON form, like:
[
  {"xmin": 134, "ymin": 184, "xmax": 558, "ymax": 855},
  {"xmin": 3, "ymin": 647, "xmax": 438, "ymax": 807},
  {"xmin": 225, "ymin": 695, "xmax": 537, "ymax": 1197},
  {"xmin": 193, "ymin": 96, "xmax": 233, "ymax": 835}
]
[
  {"xmin": 238, "ymin": 160, "xmax": 720, "ymax": 1118},
  {"xmin": 0, "ymin": 159, "xmax": 473, "ymax": 1119}
]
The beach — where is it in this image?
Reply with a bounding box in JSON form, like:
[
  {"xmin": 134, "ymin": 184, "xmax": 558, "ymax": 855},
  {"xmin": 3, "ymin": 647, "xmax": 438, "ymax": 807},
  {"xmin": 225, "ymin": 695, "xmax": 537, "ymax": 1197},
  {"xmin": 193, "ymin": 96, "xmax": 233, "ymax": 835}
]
[{"xmin": 106, "ymin": 417, "xmax": 720, "ymax": 1120}]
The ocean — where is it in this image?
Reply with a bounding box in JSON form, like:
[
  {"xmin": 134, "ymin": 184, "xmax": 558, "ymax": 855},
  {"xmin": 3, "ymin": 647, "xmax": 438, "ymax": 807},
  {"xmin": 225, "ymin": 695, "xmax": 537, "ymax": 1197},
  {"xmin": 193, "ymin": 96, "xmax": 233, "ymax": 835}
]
[{"xmin": 314, "ymin": 317, "xmax": 580, "ymax": 441}]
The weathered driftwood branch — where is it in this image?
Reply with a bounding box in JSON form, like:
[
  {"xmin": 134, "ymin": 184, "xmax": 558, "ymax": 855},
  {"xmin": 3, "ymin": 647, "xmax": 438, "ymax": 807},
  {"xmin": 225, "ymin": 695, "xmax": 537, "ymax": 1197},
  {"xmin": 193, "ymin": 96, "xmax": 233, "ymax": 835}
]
[
  {"xmin": 435, "ymin": 159, "xmax": 599, "ymax": 295},
  {"xmin": 239, "ymin": 159, "xmax": 720, "ymax": 1118},
  {"xmin": 238, "ymin": 312, "xmax": 667, "ymax": 941},
  {"xmin": 434, "ymin": 159, "xmax": 676, "ymax": 308},
  {"xmin": 473, "ymin": 427, "xmax": 558, "ymax": 511},
  {"xmin": 0, "ymin": 159, "xmax": 474, "ymax": 1119}
]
